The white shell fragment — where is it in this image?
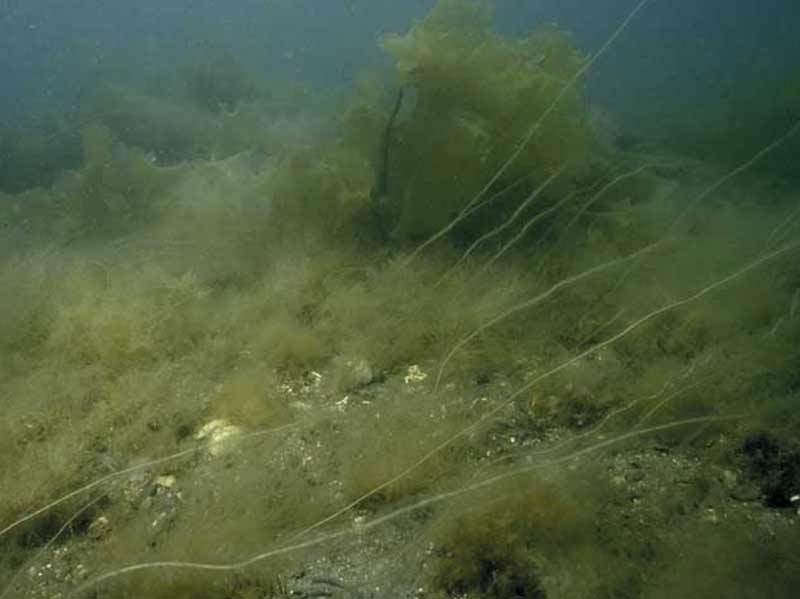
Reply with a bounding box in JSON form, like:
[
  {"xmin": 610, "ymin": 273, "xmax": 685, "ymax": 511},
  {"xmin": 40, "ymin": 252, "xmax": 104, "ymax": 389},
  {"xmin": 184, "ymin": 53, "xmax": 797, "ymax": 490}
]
[
  {"xmin": 194, "ymin": 419, "xmax": 242, "ymax": 456},
  {"xmin": 404, "ymin": 364, "xmax": 428, "ymax": 384}
]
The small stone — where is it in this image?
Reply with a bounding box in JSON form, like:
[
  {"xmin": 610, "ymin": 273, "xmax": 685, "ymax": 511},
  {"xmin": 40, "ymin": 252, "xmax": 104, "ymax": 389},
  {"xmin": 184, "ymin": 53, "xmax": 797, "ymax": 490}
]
[
  {"xmin": 88, "ymin": 515, "xmax": 111, "ymax": 539},
  {"xmin": 334, "ymin": 357, "xmax": 374, "ymax": 390},
  {"xmin": 348, "ymin": 360, "xmax": 374, "ymax": 387}
]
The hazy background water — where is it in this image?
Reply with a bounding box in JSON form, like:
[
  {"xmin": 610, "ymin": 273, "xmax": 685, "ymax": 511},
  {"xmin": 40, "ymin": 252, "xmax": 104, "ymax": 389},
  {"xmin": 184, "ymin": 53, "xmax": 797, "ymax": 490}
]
[{"xmin": 2, "ymin": 0, "xmax": 798, "ymax": 128}]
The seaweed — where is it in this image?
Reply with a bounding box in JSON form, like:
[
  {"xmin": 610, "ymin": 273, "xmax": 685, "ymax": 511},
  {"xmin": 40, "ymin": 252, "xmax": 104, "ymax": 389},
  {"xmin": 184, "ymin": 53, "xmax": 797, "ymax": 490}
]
[{"xmin": 377, "ymin": 0, "xmax": 592, "ymax": 242}]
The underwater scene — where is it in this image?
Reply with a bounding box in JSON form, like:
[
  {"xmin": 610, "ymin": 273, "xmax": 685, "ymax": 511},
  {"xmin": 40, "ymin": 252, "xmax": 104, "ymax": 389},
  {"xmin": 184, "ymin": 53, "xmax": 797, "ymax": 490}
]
[{"xmin": 1, "ymin": 0, "xmax": 799, "ymax": 597}]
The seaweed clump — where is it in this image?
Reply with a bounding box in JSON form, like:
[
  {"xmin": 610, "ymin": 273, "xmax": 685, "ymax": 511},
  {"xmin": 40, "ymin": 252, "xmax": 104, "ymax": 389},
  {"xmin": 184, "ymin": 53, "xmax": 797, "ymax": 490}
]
[
  {"xmin": 373, "ymin": 0, "xmax": 592, "ymax": 242},
  {"xmin": 738, "ymin": 431, "xmax": 800, "ymax": 508},
  {"xmin": 428, "ymin": 473, "xmax": 607, "ymax": 599},
  {"xmin": 270, "ymin": 0, "xmax": 598, "ymax": 249}
]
